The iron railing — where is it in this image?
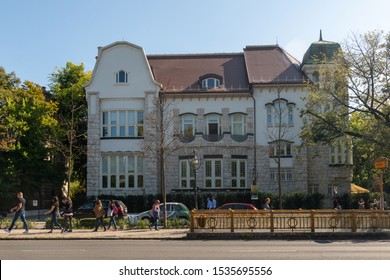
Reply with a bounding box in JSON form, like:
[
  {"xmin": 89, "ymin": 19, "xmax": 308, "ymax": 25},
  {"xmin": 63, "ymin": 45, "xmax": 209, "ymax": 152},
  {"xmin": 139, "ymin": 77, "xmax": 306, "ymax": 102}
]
[{"xmin": 190, "ymin": 209, "xmax": 390, "ymax": 233}]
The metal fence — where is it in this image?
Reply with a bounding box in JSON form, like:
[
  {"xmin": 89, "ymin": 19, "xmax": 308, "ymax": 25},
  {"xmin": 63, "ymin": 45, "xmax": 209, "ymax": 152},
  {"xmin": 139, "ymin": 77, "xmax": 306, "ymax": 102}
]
[{"xmin": 190, "ymin": 209, "xmax": 390, "ymax": 233}]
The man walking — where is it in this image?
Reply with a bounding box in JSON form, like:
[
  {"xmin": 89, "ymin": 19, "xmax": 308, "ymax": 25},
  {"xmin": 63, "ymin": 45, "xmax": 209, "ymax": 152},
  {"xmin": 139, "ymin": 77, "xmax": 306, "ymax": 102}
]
[{"xmin": 4, "ymin": 192, "xmax": 29, "ymax": 234}]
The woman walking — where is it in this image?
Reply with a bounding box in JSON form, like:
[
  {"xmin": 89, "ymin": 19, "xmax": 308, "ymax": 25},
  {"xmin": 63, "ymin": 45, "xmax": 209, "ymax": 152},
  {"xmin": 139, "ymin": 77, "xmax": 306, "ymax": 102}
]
[
  {"xmin": 92, "ymin": 199, "xmax": 106, "ymax": 232},
  {"xmin": 45, "ymin": 196, "xmax": 63, "ymax": 233},
  {"xmin": 61, "ymin": 197, "xmax": 73, "ymax": 233},
  {"xmin": 149, "ymin": 200, "xmax": 160, "ymax": 231}
]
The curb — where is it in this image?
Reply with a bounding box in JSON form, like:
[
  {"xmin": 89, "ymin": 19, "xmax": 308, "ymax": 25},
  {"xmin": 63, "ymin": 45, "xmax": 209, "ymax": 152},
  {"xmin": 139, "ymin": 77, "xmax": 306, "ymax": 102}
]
[{"xmin": 187, "ymin": 231, "xmax": 390, "ymax": 240}]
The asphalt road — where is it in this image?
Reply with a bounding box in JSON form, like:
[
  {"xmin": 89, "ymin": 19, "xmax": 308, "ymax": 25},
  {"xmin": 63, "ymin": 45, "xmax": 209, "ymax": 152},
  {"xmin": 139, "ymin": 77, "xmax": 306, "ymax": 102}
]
[{"xmin": 1, "ymin": 239, "xmax": 389, "ymax": 260}]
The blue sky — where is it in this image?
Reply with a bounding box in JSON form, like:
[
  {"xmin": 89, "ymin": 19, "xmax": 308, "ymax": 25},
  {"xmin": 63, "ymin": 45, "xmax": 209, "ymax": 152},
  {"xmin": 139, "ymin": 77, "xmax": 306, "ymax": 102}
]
[{"xmin": 1, "ymin": 0, "xmax": 389, "ymax": 87}]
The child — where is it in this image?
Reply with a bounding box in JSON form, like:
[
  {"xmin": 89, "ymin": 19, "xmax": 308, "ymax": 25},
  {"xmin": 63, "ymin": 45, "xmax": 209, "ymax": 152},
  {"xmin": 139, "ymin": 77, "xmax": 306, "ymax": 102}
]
[{"xmin": 92, "ymin": 199, "xmax": 106, "ymax": 232}]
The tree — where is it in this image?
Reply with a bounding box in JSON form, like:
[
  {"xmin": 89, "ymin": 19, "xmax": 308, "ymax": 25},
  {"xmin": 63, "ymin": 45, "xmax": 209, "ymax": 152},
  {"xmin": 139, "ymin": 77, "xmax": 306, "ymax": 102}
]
[
  {"xmin": 142, "ymin": 92, "xmax": 180, "ymax": 226},
  {"xmin": 0, "ymin": 73, "xmax": 59, "ymax": 205},
  {"xmin": 301, "ymin": 30, "xmax": 390, "ymax": 195},
  {"xmin": 0, "ymin": 67, "xmax": 21, "ymax": 151},
  {"xmin": 301, "ymin": 30, "xmax": 390, "ymax": 149},
  {"xmin": 265, "ymin": 86, "xmax": 296, "ymax": 209},
  {"xmin": 49, "ymin": 62, "xmax": 91, "ymax": 197}
]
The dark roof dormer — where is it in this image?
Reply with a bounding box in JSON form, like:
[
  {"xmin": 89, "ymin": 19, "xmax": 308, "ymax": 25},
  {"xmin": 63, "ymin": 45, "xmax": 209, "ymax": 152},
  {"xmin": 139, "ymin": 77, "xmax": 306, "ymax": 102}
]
[{"xmin": 199, "ymin": 73, "xmax": 223, "ymax": 89}]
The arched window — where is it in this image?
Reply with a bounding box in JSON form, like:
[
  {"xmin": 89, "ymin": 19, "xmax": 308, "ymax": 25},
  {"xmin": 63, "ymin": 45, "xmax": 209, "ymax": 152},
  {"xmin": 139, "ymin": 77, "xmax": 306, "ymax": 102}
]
[
  {"xmin": 266, "ymin": 99, "xmax": 295, "ymax": 127},
  {"xmin": 180, "ymin": 114, "xmax": 196, "ymax": 137},
  {"xmin": 206, "ymin": 115, "xmax": 221, "ymax": 135},
  {"xmin": 199, "ymin": 74, "xmax": 223, "ymax": 89},
  {"xmin": 230, "ymin": 113, "xmax": 247, "ymax": 136},
  {"xmin": 116, "ymin": 70, "xmax": 128, "ymax": 83},
  {"xmin": 202, "ymin": 78, "xmax": 220, "ymax": 89}
]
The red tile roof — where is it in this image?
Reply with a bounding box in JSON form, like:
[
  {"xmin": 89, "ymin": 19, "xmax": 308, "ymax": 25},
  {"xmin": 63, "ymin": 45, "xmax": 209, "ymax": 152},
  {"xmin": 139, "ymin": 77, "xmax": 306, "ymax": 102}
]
[
  {"xmin": 147, "ymin": 45, "xmax": 306, "ymax": 93},
  {"xmin": 147, "ymin": 53, "xmax": 250, "ymax": 93},
  {"xmin": 244, "ymin": 45, "xmax": 306, "ymax": 85}
]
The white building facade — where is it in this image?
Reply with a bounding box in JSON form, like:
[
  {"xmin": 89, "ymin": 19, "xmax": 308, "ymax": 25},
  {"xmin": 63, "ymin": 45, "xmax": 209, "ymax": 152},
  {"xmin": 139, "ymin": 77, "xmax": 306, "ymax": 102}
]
[{"xmin": 84, "ymin": 38, "xmax": 352, "ymax": 202}]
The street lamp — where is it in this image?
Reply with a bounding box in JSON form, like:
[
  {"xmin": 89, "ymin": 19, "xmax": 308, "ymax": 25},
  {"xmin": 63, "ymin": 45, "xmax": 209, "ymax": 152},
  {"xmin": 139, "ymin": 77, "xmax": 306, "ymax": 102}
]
[{"xmin": 189, "ymin": 149, "xmax": 201, "ymax": 209}]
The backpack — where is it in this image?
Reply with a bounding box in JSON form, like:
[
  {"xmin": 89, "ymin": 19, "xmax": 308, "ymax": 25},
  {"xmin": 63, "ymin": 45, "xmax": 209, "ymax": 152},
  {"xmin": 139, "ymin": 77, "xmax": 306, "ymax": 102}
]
[{"xmin": 117, "ymin": 205, "xmax": 124, "ymax": 218}]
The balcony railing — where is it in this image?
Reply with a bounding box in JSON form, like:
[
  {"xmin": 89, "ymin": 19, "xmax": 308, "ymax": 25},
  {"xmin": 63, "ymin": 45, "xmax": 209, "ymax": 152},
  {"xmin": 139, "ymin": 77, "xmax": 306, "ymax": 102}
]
[{"xmin": 190, "ymin": 209, "xmax": 390, "ymax": 233}]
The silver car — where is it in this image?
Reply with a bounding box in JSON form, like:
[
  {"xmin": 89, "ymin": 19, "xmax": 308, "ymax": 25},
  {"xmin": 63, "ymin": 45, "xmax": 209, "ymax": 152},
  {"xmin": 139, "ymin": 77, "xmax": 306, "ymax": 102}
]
[{"xmin": 128, "ymin": 202, "xmax": 190, "ymax": 225}]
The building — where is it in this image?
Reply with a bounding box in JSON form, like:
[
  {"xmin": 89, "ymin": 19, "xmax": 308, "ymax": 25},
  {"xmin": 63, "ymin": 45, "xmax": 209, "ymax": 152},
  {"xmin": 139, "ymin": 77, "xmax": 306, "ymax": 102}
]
[{"xmin": 84, "ymin": 35, "xmax": 352, "ymax": 204}]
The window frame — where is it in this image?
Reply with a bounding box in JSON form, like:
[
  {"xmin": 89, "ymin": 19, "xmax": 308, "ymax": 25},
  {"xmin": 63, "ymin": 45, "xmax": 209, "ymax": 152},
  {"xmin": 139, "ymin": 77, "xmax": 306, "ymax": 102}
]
[
  {"xmin": 230, "ymin": 113, "xmax": 247, "ymax": 136},
  {"xmin": 116, "ymin": 70, "xmax": 128, "ymax": 84},
  {"xmin": 201, "ymin": 78, "xmax": 221, "ymax": 89},
  {"xmin": 206, "ymin": 115, "xmax": 222, "ymax": 136},
  {"xmin": 101, "ymin": 155, "xmax": 144, "ymax": 189},
  {"xmin": 180, "ymin": 114, "xmax": 196, "ymax": 137},
  {"xmin": 102, "ymin": 110, "xmax": 144, "ymax": 138},
  {"xmin": 205, "ymin": 159, "xmax": 223, "ymax": 188},
  {"xmin": 231, "ymin": 159, "xmax": 247, "ymax": 188}
]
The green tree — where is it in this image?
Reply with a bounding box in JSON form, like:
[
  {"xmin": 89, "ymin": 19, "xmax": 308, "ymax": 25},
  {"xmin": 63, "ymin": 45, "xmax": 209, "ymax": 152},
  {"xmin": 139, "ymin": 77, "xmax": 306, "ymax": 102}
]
[
  {"xmin": 301, "ymin": 30, "xmax": 390, "ymax": 148},
  {"xmin": 0, "ymin": 73, "xmax": 59, "ymax": 205},
  {"xmin": 301, "ymin": 30, "xmax": 390, "ymax": 190},
  {"xmin": 49, "ymin": 62, "xmax": 91, "ymax": 197}
]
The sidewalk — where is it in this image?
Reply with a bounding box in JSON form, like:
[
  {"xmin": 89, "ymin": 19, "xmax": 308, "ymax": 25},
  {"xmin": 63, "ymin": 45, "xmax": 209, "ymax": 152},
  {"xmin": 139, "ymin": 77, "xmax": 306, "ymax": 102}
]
[{"xmin": 0, "ymin": 228, "xmax": 189, "ymax": 240}]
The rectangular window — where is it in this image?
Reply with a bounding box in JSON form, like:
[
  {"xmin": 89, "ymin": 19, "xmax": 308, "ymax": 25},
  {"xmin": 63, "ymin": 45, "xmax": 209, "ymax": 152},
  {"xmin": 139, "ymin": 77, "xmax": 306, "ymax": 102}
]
[
  {"xmin": 267, "ymin": 106, "xmax": 273, "ymax": 126},
  {"xmin": 288, "ymin": 106, "xmax": 293, "ymax": 125},
  {"xmin": 180, "ymin": 115, "xmax": 195, "ymax": 137},
  {"xmin": 270, "ymin": 169, "xmax": 293, "ymax": 181},
  {"xmin": 330, "ymin": 139, "xmax": 349, "ymax": 165},
  {"xmin": 270, "ymin": 141, "xmax": 293, "ymax": 157},
  {"xmin": 205, "ymin": 159, "xmax": 223, "ymax": 188},
  {"xmin": 100, "ymin": 155, "xmax": 144, "ymax": 189},
  {"xmin": 101, "ymin": 110, "xmax": 144, "ymax": 138},
  {"xmin": 231, "ymin": 114, "xmax": 246, "ymax": 136},
  {"xmin": 179, "ymin": 159, "xmax": 194, "ymax": 189},
  {"xmin": 231, "ymin": 159, "xmax": 246, "ymax": 188}
]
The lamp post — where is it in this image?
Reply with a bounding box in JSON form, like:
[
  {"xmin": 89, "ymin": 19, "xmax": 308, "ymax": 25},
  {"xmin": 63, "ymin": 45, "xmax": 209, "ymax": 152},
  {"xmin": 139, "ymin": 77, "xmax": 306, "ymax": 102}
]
[{"xmin": 189, "ymin": 149, "xmax": 201, "ymax": 209}]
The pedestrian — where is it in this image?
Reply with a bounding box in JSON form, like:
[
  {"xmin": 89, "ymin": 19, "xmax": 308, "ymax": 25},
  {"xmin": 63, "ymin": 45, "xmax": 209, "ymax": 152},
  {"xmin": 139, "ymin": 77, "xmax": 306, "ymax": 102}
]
[
  {"xmin": 107, "ymin": 200, "xmax": 118, "ymax": 231},
  {"xmin": 261, "ymin": 197, "xmax": 271, "ymax": 210},
  {"xmin": 4, "ymin": 192, "xmax": 29, "ymax": 234},
  {"xmin": 149, "ymin": 199, "xmax": 160, "ymax": 231},
  {"xmin": 92, "ymin": 199, "xmax": 106, "ymax": 232},
  {"xmin": 61, "ymin": 197, "xmax": 73, "ymax": 233},
  {"xmin": 207, "ymin": 197, "xmax": 213, "ymax": 210},
  {"xmin": 333, "ymin": 198, "xmax": 342, "ymax": 210},
  {"xmin": 358, "ymin": 198, "xmax": 365, "ymax": 209},
  {"xmin": 45, "ymin": 196, "xmax": 63, "ymax": 233},
  {"xmin": 212, "ymin": 196, "xmax": 217, "ymax": 209}
]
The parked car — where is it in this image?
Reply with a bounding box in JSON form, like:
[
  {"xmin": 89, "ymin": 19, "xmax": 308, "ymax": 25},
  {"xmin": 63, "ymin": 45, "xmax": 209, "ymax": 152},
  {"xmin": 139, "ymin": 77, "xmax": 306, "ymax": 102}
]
[
  {"xmin": 217, "ymin": 203, "xmax": 258, "ymax": 210},
  {"xmin": 128, "ymin": 202, "xmax": 190, "ymax": 225},
  {"xmin": 73, "ymin": 199, "xmax": 128, "ymax": 218}
]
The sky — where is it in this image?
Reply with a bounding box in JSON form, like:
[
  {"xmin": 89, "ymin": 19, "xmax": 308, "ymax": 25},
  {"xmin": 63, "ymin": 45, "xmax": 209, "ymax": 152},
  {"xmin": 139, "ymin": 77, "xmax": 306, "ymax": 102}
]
[{"xmin": 1, "ymin": 0, "xmax": 390, "ymax": 88}]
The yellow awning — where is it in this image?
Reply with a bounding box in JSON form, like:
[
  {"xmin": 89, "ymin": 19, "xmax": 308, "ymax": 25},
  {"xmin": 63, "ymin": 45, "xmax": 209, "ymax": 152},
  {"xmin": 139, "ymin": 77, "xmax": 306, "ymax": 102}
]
[{"xmin": 351, "ymin": 183, "xmax": 370, "ymax": 193}]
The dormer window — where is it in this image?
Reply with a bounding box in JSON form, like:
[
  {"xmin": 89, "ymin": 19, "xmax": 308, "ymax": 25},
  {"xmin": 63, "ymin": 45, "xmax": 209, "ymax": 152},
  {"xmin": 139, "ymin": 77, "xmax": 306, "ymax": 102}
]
[
  {"xmin": 116, "ymin": 70, "xmax": 128, "ymax": 83},
  {"xmin": 202, "ymin": 78, "xmax": 220, "ymax": 89},
  {"xmin": 199, "ymin": 74, "xmax": 223, "ymax": 89}
]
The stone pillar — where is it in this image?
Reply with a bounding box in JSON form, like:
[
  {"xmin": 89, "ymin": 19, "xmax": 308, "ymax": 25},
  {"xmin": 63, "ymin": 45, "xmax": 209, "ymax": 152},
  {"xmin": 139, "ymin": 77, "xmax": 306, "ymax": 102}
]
[{"xmin": 87, "ymin": 92, "xmax": 100, "ymax": 197}]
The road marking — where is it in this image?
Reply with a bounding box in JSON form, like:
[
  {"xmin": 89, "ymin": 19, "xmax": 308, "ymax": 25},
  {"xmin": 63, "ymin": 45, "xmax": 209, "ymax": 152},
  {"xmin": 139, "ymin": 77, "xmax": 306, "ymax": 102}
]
[
  {"xmin": 230, "ymin": 249, "xmax": 297, "ymax": 252},
  {"xmin": 21, "ymin": 249, "xmax": 87, "ymax": 252}
]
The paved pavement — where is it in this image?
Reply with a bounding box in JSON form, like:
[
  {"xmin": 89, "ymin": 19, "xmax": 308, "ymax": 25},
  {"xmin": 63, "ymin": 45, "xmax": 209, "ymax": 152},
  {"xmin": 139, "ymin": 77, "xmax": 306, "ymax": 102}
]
[{"xmin": 0, "ymin": 228, "xmax": 189, "ymax": 240}]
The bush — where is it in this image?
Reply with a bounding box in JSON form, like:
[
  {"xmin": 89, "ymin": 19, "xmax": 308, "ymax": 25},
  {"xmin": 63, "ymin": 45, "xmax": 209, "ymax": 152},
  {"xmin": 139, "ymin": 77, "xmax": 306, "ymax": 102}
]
[{"xmin": 1, "ymin": 218, "xmax": 37, "ymax": 229}]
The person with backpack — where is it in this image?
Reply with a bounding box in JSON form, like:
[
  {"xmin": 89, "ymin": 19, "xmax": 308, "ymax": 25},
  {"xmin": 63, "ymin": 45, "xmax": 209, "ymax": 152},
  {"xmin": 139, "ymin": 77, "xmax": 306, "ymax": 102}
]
[{"xmin": 117, "ymin": 203, "xmax": 124, "ymax": 219}]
